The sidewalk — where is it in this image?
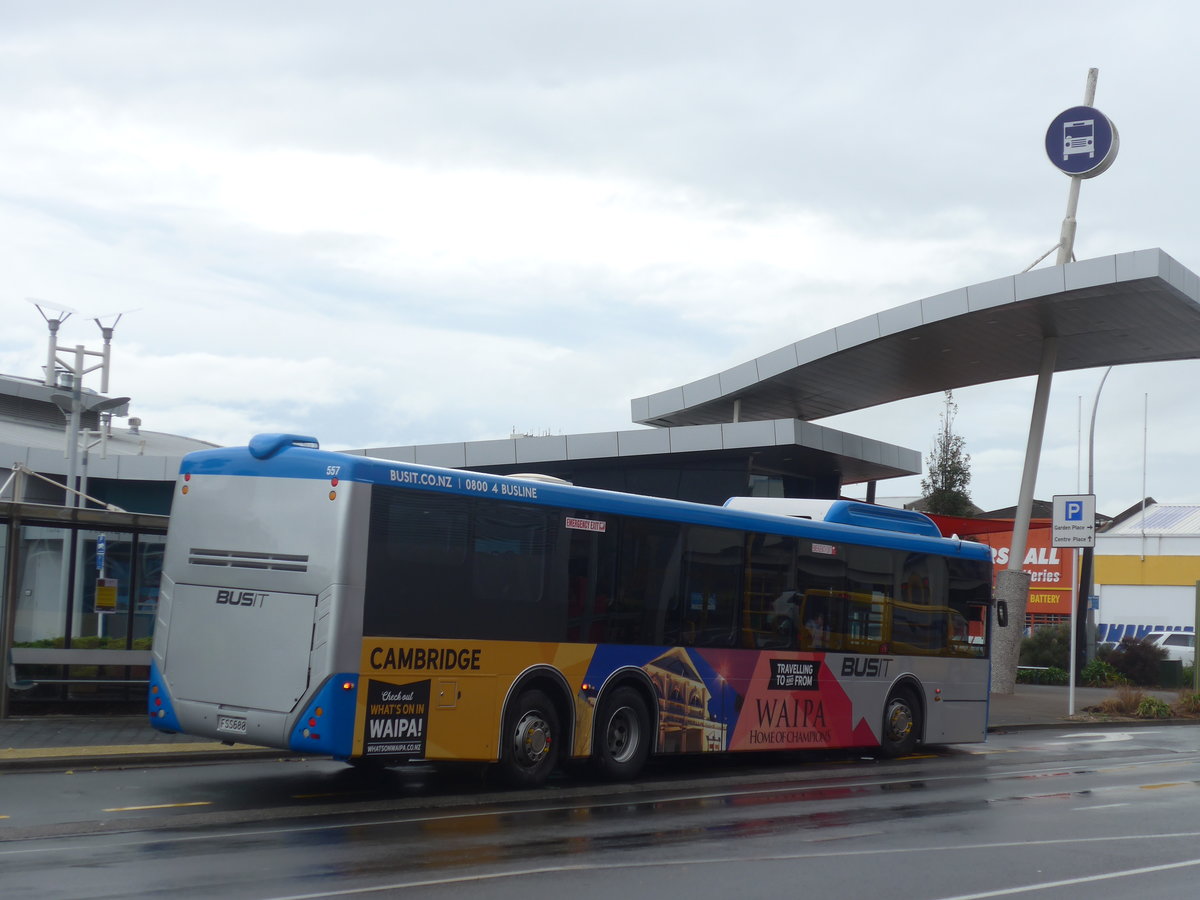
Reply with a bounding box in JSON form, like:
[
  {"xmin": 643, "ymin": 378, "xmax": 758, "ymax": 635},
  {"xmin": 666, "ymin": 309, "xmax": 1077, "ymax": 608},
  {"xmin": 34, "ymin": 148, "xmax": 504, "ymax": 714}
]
[
  {"xmin": 2, "ymin": 684, "xmax": 1186, "ymax": 771},
  {"xmin": 985, "ymin": 683, "xmax": 1181, "ymax": 729},
  {"xmin": 0, "ymin": 714, "xmax": 282, "ymax": 770}
]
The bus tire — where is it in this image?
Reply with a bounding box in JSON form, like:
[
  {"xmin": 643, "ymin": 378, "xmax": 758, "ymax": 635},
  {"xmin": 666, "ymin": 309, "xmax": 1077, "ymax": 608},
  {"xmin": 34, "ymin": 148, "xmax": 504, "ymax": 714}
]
[
  {"xmin": 591, "ymin": 686, "xmax": 651, "ymax": 781},
  {"xmin": 880, "ymin": 687, "xmax": 921, "ymax": 757},
  {"xmin": 498, "ymin": 689, "xmax": 560, "ymax": 788}
]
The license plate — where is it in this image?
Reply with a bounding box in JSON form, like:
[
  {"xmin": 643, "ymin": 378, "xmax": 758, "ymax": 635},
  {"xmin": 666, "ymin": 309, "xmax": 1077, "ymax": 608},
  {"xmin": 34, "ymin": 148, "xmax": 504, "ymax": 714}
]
[{"xmin": 217, "ymin": 715, "xmax": 247, "ymax": 735}]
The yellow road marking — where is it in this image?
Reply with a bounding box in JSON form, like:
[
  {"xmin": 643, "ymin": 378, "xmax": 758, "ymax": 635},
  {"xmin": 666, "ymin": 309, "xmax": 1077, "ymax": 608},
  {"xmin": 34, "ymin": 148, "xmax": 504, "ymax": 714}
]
[
  {"xmin": 102, "ymin": 801, "xmax": 212, "ymax": 812},
  {"xmin": 0, "ymin": 743, "xmax": 260, "ymax": 761},
  {"xmin": 1141, "ymin": 783, "xmax": 1188, "ymax": 790}
]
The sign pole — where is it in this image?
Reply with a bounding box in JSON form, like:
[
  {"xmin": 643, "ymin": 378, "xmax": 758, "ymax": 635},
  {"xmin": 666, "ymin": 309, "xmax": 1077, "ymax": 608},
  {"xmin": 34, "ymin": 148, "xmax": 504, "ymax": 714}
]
[
  {"xmin": 1053, "ymin": 494, "xmax": 1096, "ymax": 715},
  {"xmin": 1195, "ymin": 581, "xmax": 1200, "ymax": 694},
  {"xmin": 1055, "ymin": 69, "xmax": 1098, "ymax": 265},
  {"xmin": 999, "ymin": 72, "xmax": 1118, "ymax": 694},
  {"xmin": 1069, "ymin": 549, "xmax": 1080, "ymax": 714}
]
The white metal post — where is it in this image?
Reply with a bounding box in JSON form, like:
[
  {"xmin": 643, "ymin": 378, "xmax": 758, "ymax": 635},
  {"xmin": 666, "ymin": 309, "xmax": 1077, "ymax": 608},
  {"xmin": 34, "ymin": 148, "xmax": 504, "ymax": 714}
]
[{"xmin": 1055, "ymin": 69, "xmax": 1097, "ymax": 266}]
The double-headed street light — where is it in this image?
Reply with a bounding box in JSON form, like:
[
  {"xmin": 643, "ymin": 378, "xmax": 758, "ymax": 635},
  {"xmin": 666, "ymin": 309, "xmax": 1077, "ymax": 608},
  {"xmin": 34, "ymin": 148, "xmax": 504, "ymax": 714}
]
[{"xmin": 31, "ymin": 300, "xmax": 129, "ymax": 508}]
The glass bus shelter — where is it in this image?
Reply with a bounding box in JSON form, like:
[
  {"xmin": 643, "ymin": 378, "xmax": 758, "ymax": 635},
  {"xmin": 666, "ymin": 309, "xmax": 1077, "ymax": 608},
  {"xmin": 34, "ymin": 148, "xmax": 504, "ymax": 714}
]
[{"xmin": 0, "ymin": 499, "xmax": 169, "ymax": 717}]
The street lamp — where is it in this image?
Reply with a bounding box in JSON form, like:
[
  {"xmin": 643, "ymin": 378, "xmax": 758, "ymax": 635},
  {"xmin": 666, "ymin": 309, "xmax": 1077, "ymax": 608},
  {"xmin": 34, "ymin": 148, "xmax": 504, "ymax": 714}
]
[
  {"xmin": 31, "ymin": 301, "xmax": 127, "ymax": 508},
  {"xmin": 1076, "ymin": 366, "xmax": 1112, "ymax": 674}
]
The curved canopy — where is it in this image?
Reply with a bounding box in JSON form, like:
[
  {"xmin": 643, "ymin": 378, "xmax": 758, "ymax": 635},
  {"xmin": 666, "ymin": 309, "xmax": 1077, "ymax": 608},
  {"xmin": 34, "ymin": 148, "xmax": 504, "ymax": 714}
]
[{"xmin": 633, "ymin": 249, "xmax": 1200, "ymax": 427}]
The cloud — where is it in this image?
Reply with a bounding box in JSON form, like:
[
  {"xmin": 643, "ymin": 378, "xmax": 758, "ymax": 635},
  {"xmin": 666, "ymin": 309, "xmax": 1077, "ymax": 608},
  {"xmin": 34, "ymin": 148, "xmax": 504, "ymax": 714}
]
[{"xmin": 4, "ymin": 2, "xmax": 1200, "ymax": 518}]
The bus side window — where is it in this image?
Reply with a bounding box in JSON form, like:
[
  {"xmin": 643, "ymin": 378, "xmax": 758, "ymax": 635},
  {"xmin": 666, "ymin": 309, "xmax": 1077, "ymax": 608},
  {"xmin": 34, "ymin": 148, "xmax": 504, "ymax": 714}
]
[
  {"xmin": 364, "ymin": 490, "xmax": 471, "ymax": 638},
  {"xmin": 846, "ymin": 545, "xmax": 895, "ymax": 607},
  {"xmin": 948, "ymin": 557, "xmax": 992, "ymax": 658},
  {"xmin": 891, "ymin": 603, "xmax": 947, "ymax": 654},
  {"xmin": 564, "ymin": 519, "xmax": 619, "ymax": 643},
  {"xmin": 845, "ymin": 595, "xmax": 883, "ymax": 653},
  {"xmin": 669, "ymin": 526, "xmax": 742, "ymax": 648},
  {"xmin": 470, "ymin": 503, "xmax": 558, "ymax": 641},
  {"xmin": 804, "ymin": 597, "xmax": 831, "ymax": 650},
  {"xmin": 795, "ymin": 541, "xmax": 846, "ymax": 651},
  {"xmin": 611, "ymin": 518, "xmax": 681, "ymax": 645},
  {"xmin": 743, "ymin": 533, "xmax": 799, "ymax": 650}
]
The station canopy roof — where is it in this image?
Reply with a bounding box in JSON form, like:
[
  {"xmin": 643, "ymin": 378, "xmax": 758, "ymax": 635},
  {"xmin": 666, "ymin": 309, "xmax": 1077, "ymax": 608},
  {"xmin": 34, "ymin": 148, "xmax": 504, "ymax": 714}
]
[{"xmin": 632, "ymin": 249, "xmax": 1200, "ymax": 428}]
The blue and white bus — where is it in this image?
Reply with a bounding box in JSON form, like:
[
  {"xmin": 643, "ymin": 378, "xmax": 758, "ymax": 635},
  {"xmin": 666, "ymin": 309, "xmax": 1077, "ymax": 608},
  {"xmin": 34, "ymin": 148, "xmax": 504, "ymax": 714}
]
[{"xmin": 149, "ymin": 434, "xmax": 1000, "ymax": 785}]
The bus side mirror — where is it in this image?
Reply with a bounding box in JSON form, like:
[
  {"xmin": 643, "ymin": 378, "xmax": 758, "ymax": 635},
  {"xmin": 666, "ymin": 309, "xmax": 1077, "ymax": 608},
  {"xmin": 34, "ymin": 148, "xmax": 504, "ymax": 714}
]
[{"xmin": 995, "ymin": 600, "xmax": 1009, "ymax": 628}]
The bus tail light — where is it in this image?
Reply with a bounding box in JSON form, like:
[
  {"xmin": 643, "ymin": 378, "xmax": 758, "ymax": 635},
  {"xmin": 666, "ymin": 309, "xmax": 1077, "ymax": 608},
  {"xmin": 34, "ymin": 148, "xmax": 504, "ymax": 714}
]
[
  {"xmin": 147, "ymin": 662, "xmax": 182, "ymax": 732},
  {"xmin": 290, "ymin": 674, "xmax": 358, "ymax": 758}
]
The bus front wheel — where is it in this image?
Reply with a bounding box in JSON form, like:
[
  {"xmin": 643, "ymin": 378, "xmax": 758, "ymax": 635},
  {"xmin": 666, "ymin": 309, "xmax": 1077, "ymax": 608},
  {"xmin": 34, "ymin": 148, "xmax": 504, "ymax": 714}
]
[
  {"xmin": 498, "ymin": 689, "xmax": 561, "ymax": 787},
  {"xmin": 591, "ymin": 686, "xmax": 651, "ymax": 781},
  {"xmin": 880, "ymin": 688, "xmax": 921, "ymax": 757}
]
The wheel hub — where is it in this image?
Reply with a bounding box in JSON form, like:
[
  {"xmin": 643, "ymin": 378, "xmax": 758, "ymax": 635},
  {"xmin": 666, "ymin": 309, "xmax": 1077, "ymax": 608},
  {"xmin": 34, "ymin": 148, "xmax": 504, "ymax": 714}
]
[
  {"xmin": 514, "ymin": 711, "xmax": 551, "ymax": 765},
  {"xmin": 607, "ymin": 708, "xmax": 636, "ymax": 761},
  {"xmin": 887, "ymin": 703, "xmax": 913, "ymax": 741}
]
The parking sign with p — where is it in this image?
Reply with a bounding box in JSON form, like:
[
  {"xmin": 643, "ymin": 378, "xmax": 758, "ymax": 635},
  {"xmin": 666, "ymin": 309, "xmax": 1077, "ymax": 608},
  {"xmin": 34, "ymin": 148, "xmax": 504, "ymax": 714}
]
[{"xmin": 1052, "ymin": 494, "xmax": 1096, "ymax": 547}]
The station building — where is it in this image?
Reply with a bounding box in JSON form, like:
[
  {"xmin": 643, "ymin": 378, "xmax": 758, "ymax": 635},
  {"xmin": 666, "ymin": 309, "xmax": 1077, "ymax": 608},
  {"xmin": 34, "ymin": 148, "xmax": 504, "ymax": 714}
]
[
  {"xmin": 4, "ymin": 248, "xmax": 1200, "ymax": 713},
  {"xmin": 0, "ymin": 372, "xmax": 212, "ymax": 714}
]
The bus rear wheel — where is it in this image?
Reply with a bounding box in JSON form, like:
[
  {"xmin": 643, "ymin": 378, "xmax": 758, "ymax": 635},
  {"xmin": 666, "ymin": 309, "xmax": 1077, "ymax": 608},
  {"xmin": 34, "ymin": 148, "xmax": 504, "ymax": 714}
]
[
  {"xmin": 880, "ymin": 688, "xmax": 921, "ymax": 757},
  {"xmin": 591, "ymin": 686, "xmax": 651, "ymax": 781},
  {"xmin": 498, "ymin": 689, "xmax": 560, "ymax": 788}
]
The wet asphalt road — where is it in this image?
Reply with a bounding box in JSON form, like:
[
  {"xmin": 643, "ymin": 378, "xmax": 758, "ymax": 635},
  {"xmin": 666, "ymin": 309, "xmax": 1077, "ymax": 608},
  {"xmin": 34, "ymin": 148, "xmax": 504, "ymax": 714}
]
[{"xmin": 3, "ymin": 725, "xmax": 1200, "ymax": 899}]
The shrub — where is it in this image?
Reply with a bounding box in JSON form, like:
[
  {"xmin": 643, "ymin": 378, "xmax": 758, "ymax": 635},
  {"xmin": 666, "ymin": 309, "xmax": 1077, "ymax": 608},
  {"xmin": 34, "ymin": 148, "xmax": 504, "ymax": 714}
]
[
  {"xmin": 1081, "ymin": 658, "xmax": 1126, "ymax": 688},
  {"xmin": 1019, "ymin": 624, "xmax": 1071, "ymax": 670},
  {"xmin": 1174, "ymin": 691, "xmax": 1200, "ymax": 716},
  {"xmin": 1136, "ymin": 696, "xmax": 1172, "ymax": 719},
  {"xmin": 1096, "ymin": 685, "xmax": 1144, "ymax": 716},
  {"xmin": 1017, "ymin": 666, "xmax": 1069, "ymax": 685},
  {"xmin": 13, "ymin": 635, "xmax": 150, "ymax": 650},
  {"xmin": 1106, "ymin": 636, "xmax": 1168, "ymax": 686}
]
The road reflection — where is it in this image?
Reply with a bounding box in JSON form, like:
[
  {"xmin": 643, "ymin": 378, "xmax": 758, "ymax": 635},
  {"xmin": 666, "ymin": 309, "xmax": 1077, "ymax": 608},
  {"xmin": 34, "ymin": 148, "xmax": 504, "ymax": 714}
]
[{"xmin": 262, "ymin": 771, "xmax": 995, "ymax": 884}]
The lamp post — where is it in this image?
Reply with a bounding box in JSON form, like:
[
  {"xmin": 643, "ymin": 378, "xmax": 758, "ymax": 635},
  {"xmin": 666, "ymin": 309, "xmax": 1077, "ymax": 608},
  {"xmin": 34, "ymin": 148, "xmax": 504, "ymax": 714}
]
[
  {"xmin": 32, "ymin": 302, "xmax": 127, "ymax": 507},
  {"xmin": 1075, "ymin": 366, "xmax": 1111, "ymax": 677},
  {"xmin": 31, "ymin": 304, "xmax": 127, "ymax": 649}
]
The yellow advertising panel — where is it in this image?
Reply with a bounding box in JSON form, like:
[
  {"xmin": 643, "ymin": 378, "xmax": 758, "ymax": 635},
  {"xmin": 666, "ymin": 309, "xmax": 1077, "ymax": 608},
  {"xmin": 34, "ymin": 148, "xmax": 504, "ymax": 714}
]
[
  {"xmin": 94, "ymin": 577, "xmax": 119, "ymax": 612},
  {"xmin": 354, "ymin": 639, "xmax": 596, "ymax": 761}
]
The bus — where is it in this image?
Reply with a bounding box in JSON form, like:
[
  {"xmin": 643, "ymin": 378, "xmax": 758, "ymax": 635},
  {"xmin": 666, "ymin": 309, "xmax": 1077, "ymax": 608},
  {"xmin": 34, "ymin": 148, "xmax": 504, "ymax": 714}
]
[{"xmin": 148, "ymin": 433, "xmax": 1000, "ymax": 786}]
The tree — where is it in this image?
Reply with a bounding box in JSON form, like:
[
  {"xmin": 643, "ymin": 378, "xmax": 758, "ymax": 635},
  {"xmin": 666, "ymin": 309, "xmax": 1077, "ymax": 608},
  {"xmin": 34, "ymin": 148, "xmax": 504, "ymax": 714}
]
[{"xmin": 920, "ymin": 390, "xmax": 974, "ymax": 516}]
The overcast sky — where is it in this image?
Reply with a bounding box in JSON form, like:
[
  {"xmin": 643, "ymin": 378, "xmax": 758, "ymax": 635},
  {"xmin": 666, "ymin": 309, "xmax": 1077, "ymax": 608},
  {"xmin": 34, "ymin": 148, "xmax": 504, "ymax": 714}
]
[{"xmin": 2, "ymin": 2, "xmax": 1198, "ymax": 516}]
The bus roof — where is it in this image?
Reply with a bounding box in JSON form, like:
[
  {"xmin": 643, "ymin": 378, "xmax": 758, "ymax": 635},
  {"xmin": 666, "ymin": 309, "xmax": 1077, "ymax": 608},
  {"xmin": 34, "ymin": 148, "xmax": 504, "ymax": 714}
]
[
  {"xmin": 180, "ymin": 435, "xmax": 992, "ymax": 562},
  {"xmin": 721, "ymin": 497, "xmax": 943, "ymax": 538}
]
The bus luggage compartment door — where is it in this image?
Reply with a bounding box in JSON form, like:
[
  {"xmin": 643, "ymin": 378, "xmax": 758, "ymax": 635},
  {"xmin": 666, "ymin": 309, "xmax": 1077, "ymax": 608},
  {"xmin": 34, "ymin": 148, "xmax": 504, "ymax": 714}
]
[{"xmin": 164, "ymin": 583, "xmax": 317, "ymax": 712}]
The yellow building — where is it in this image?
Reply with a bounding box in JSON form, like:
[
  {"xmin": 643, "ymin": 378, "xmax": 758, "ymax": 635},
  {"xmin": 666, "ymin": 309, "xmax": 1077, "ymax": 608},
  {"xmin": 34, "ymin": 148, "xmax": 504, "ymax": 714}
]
[{"xmin": 1095, "ymin": 504, "xmax": 1200, "ymax": 643}]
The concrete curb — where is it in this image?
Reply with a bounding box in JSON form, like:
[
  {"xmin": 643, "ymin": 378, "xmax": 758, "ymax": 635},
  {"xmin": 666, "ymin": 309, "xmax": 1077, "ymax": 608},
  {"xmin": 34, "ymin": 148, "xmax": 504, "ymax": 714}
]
[
  {"xmin": 987, "ymin": 716, "xmax": 1197, "ymax": 733},
  {"xmin": 0, "ymin": 745, "xmax": 293, "ymax": 773}
]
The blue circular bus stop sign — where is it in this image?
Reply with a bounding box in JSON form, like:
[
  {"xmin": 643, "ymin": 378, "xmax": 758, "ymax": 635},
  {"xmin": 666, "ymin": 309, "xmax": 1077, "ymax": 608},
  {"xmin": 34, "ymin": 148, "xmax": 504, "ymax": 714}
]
[{"xmin": 1045, "ymin": 105, "xmax": 1119, "ymax": 178}]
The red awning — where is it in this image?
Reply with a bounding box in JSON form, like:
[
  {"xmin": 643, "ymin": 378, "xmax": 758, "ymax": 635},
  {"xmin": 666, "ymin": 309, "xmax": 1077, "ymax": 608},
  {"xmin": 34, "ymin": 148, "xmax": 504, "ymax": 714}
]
[{"xmin": 924, "ymin": 515, "xmax": 1052, "ymax": 538}]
